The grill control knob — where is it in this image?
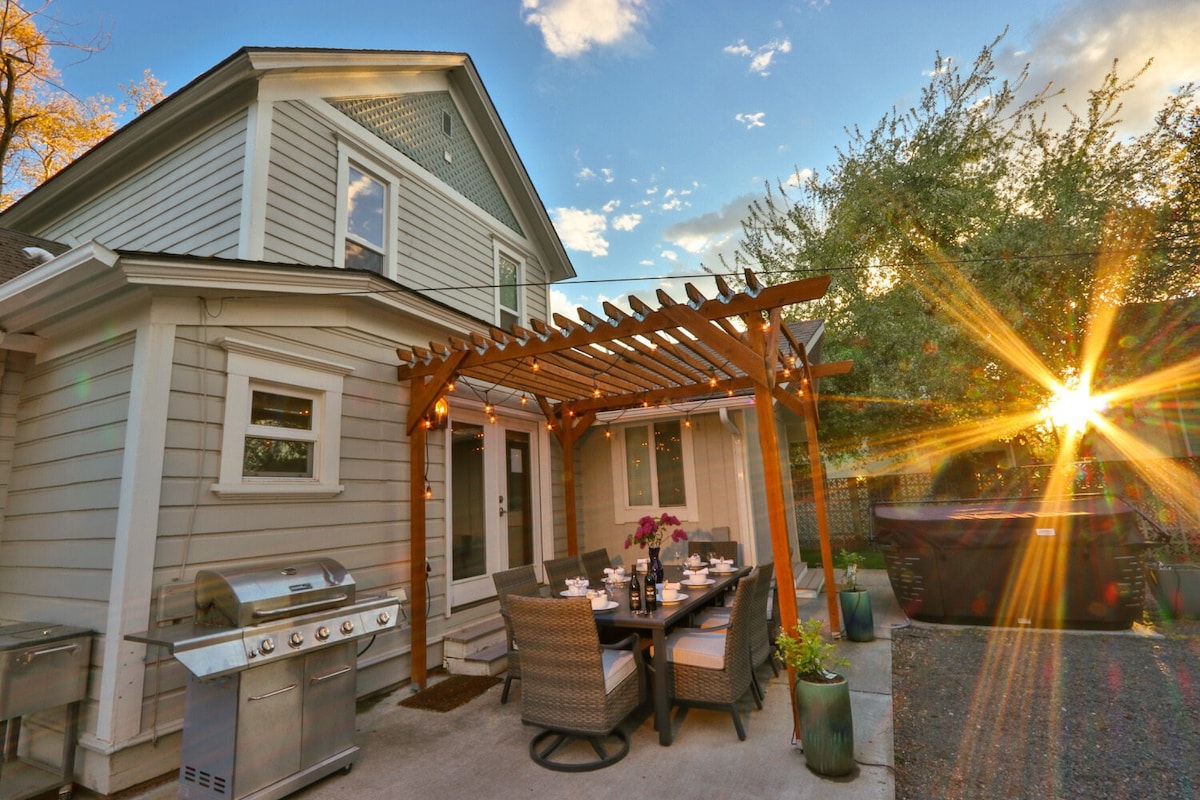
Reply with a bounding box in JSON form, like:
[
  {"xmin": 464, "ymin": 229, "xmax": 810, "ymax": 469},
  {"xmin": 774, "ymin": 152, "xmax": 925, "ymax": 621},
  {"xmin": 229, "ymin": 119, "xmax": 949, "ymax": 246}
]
[
  {"xmin": 377, "ymin": 611, "xmax": 391, "ymax": 625},
  {"xmin": 340, "ymin": 619, "xmax": 355, "ymax": 635},
  {"xmin": 316, "ymin": 625, "xmax": 330, "ymax": 641},
  {"xmin": 259, "ymin": 638, "xmax": 275, "ymax": 655},
  {"xmin": 288, "ymin": 631, "xmax": 304, "ymax": 649}
]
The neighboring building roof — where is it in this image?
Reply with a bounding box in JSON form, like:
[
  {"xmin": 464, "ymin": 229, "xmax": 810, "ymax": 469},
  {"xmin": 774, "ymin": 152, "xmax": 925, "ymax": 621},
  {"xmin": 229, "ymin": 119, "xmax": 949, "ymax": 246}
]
[{"xmin": 0, "ymin": 228, "xmax": 70, "ymax": 283}]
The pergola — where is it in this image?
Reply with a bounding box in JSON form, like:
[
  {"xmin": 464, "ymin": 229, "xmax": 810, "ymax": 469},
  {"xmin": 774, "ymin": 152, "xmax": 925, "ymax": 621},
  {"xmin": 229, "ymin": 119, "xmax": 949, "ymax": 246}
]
[{"xmin": 396, "ymin": 270, "xmax": 852, "ymax": 714}]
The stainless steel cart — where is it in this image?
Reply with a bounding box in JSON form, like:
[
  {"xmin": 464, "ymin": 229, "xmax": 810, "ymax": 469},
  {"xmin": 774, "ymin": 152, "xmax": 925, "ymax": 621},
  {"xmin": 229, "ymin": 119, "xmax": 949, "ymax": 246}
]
[{"xmin": 0, "ymin": 622, "xmax": 93, "ymax": 800}]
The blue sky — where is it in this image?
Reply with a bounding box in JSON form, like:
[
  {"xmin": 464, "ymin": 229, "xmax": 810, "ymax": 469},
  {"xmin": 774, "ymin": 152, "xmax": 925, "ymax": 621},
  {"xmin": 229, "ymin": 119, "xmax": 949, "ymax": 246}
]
[{"xmin": 45, "ymin": 0, "xmax": 1200, "ymax": 317}]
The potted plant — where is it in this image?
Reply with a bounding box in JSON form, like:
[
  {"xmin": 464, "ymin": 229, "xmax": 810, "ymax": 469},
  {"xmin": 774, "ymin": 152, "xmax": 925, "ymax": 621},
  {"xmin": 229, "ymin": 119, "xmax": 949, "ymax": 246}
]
[
  {"xmin": 837, "ymin": 549, "xmax": 874, "ymax": 642},
  {"xmin": 775, "ymin": 618, "xmax": 854, "ymax": 777}
]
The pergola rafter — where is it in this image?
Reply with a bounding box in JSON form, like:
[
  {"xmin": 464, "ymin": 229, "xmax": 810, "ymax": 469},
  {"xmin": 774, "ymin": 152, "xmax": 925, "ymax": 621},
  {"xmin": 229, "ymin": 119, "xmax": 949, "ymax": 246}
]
[{"xmin": 397, "ymin": 269, "xmax": 851, "ymax": 739}]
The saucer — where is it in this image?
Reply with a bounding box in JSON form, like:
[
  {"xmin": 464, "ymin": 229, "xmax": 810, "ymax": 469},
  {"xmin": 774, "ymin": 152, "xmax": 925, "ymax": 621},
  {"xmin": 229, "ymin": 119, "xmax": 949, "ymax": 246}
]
[
  {"xmin": 591, "ymin": 600, "xmax": 619, "ymax": 612},
  {"xmin": 683, "ymin": 579, "xmax": 715, "ymax": 587},
  {"xmin": 659, "ymin": 592, "xmax": 689, "ymax": 604},
  {"xmin": 560, "ymin": 590, "xmax": 588, "ymax": 597}
]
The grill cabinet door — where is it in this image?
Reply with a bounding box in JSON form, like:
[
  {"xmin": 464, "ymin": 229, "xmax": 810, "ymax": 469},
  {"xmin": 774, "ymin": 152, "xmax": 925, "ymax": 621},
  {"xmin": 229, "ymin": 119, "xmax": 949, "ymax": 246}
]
[
  {"xmin": 235, "ymin": 657, "xmax": 304, "ymax": 797},
  {"xmin": 301, "ymin": 642, "xmax": 357, "ymax": 768}
]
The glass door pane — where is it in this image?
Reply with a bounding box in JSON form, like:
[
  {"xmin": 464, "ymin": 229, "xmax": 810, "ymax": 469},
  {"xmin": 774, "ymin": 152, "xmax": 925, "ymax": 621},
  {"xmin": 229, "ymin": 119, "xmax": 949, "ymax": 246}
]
[
  {"xmin": 450, "ymin": 421, "xmax": 487, "ymax": 580},
  {"xmin": 505, "ymin": 430, "xmax": 533, "ymax": 567}
]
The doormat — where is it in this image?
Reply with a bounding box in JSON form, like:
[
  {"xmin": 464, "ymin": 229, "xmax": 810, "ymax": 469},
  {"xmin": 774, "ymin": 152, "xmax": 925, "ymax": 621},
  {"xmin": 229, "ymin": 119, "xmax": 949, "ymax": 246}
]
[{"xmin": 399, "ymin": 675, "xmax": 501, "ymax": 712}]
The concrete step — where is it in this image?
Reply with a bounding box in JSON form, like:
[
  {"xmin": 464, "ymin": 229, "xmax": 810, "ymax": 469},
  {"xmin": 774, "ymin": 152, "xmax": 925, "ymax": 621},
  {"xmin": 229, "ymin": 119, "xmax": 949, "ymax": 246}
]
[
  {"xmin": 442, "ymin": 615, "xmax": 506, "ymax": 660},
  {"xmin": 795, "ymin": 565, "xmax": 825, "ymax": 599},
  {"xmin": 448, "ymin": 641, "xmax": 509, "ymax": 677}
]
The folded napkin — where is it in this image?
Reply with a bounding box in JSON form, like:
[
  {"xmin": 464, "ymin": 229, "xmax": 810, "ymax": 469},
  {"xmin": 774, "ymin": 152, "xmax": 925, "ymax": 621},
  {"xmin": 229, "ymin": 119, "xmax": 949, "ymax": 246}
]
[
  {"xmin": 603, "ymin": 567, "xmax": 627, "ymax": 579},
  {"xmin": 710, "ymin": 557, "xmax": 734, "ymax": 568},
  {"xmin": 663, "ymin": 581, "xmax": 681, "ymax": 591},
  {"xmin": 682, "ymin": 568, "xmax": 709, "ymax": 579}
]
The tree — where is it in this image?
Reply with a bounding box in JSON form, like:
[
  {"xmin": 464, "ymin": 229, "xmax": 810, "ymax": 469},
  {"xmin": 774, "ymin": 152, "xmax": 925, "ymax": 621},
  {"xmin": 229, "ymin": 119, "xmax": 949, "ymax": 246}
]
[
  {"xmin": 0, "ymin": 0, "xmax": 164, "ymax": 208},
  {"xmin": 729, "ymin": 34, "xmax": 1200, "ymax": 466}
]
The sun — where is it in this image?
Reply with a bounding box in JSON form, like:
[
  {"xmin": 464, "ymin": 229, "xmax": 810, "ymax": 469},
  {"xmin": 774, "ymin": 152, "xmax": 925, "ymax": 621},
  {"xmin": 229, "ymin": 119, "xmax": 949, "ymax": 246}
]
[{"xmin": 1042, "ymin": 381, "xmax": 1107, "ymax": 435}]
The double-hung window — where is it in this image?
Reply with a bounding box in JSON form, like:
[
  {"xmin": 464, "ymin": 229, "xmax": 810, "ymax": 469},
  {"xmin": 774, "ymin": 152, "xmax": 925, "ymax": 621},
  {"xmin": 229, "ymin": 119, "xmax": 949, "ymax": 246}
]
[
  {"xmin": 495, "ymin": 244, "xmax": 523, "ymax": 330},
  {"xmin": 213, "ymin": 338, "xmax": 353, "ymax": 498},
  {"xmin": 336, "ymin": 144, "xmax": 396, "ymax": 277},
  {"xmin": 611, "ymin": 418, "xmax": 697, "ymax": 522}
]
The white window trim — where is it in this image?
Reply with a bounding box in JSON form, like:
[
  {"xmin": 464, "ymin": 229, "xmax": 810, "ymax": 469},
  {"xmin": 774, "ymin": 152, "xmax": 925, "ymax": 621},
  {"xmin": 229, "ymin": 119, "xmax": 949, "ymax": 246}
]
[
  {"xmin": 608, "ymin": 417, "xmax": 699, "ymax": 523},
  {"xmin": 334, "ymin": 143, "xmax": 399, "ymax": 278},
  {"xmin": 213, "ymin": 337, "xmax": 353, "ymax": 499},
  {"xmin": 493, "ymin": 240, "xmax": 525, "ymax": 329}
]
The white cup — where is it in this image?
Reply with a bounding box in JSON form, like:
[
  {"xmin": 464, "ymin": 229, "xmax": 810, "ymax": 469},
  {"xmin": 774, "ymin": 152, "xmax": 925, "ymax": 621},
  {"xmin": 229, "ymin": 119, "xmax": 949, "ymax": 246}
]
[
  {"xmin": 661, "ymin": 586, "xmax": 679, "ymax": 602},
  {"xmin": 590, "ymin": 593, "xmax": 608, "ymax": 609}
]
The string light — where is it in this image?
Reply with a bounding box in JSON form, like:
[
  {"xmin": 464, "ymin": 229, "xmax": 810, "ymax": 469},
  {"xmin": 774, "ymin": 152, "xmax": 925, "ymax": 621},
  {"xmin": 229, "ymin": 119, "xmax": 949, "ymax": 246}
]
[
  {"xmin": 604, "ymin": 424, "xmax": 612, "ymax": 439},
  {"xmin": 531, "ymin": 357, "xmax": 540, "ymax": 372},
  {"xmin": 424, "ymin": 483, "xmax": 433, "ymax": 500}
]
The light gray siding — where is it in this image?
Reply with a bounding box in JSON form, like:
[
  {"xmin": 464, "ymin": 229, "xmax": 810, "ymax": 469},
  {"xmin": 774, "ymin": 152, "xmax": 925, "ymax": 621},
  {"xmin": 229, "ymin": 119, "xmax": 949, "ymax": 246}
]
[
  {"xmin": 0, "ymin": 334, "xmax": 134, "ymax": 629},
  {"xmin": 262, "ymin": 102, "xmax": 338, "ymax": 265},
  {"xmin": 37, "ymin": 113, "xmax": 249, "ymax": 256},
  {"xmin": 262, "ymin": 100, "xmax": 551, "ymax": 327}
]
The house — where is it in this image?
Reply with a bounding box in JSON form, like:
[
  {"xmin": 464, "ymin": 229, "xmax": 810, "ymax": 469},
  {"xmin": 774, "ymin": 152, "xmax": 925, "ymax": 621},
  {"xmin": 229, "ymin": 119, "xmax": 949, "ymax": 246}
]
[{"xmin": 0, "ymin": 48, "xmax": 843, "ymax": 795}]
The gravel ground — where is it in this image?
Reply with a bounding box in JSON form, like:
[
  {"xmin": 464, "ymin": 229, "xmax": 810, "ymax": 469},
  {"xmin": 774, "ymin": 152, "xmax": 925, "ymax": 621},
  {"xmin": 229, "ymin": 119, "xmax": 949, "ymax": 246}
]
[{"xmin": 892, "ymin": 613, "xmax": 1200, "ymax": 800}]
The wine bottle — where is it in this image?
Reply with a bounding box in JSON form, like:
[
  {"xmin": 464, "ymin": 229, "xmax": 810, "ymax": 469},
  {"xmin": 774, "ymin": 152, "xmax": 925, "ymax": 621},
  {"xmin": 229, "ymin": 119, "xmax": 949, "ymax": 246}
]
[
  {"xmin": 629, "ymin": 566, "xmax": 642, "ymax": 613},
  {"xmin": 644, "ymin": 568, "xmax": 657, "ymax": 612}
]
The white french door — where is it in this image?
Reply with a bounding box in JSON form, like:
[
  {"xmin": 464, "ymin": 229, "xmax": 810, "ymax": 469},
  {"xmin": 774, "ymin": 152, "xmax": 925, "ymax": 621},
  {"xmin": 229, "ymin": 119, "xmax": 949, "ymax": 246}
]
[{"xmin": 447, "ymin": 410, "xmax": 541, "ymax": 607}]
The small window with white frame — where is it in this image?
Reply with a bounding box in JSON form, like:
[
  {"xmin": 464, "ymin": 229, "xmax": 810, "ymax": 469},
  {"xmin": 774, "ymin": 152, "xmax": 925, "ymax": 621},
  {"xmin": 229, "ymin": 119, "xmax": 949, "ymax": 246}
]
[
  {"xmin": 336, "ymin": 144, "xmax": 397, "ymax": 277},
  {"xmin": 213, "ymin": 338, "xmax": 353, "ymax": 498},
  {"xmin": 495, "ymin": 245, "xmax": 523, "ymax": 330},
  {"xmin": 610, "ymin": 418, "xmax": 698, "ymax": 522}
]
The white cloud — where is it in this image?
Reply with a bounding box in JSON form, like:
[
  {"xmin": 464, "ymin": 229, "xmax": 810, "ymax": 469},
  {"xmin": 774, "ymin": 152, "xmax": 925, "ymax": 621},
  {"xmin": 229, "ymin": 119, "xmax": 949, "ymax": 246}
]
[
  {"xmin": 735, "ymin": 112, "xmax": 766, "ymax": 129},
  {"xmin": 551, "ymin": 207, "xmax": 609, "ymax": 256},
  {"xmin": 601, "ymin": 167, "xmax": 615, "ymax": 183},
  {"xmin": 660, "ymin": 250, "xmax": 679, "ymax": 262},
  {"xmin": 1001, "ymin": 0, "xmax": 1200, "ymax": 135},
  {"xmin": 523, "ymin": 0, "xmax": 648, "ymax": 58},
  {"xmin": 663, "ymin": 192, "xmax": 761, "ymax": 254},
  {"xmin": 783, "ymin": 167, "xmax": 814, "ymax": 189},
  {"xmin": 602, "ymin": 199, "xmax": 621, "ymax": 213},
  {"xmin": 661, "ymin": 197, "xmax": 683, "ymax": 211},
  {"xmin": 549, "ymin": 287, "xmax": 576, "ymax": 319},
  {"xmin": 612, "ymin": 213, "xmax": 642, "ymax": 231},
  {"xmin": 577, "ymin": 166, "xmax": 596, "ymax": 179},
  {"xmin": 724, "ymin": 37, "xmax": 792, "ymax": 76}
]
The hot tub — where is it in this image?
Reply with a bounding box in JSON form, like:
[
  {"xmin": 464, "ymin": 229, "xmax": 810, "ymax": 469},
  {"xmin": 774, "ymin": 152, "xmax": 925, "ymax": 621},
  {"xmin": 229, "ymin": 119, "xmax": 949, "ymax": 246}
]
[{"xmin": 873, "ymin": 495, "xmax": 1149, "ymax": 629}]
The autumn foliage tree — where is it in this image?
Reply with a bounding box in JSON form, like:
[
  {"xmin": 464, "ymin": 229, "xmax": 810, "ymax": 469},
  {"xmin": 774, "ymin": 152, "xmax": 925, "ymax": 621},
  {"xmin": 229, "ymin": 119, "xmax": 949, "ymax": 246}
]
[{"xmin": 0, "ymin": 0, "xmax": 163, "ymax": 208}]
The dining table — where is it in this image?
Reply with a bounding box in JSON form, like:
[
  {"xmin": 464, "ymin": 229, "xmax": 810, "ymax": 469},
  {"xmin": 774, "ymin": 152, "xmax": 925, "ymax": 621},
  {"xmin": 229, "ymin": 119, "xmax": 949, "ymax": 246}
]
[{"xmin": 593, "ymin": 563, "xmax": 751, "ymax": 746}]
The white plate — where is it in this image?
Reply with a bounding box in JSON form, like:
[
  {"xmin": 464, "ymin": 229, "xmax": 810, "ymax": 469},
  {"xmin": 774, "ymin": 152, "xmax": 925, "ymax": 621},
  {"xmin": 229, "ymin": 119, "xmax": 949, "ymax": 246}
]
[
  {"xmin": 591, "ymin": 600, "xmax": 619, "ymax": 612},
  {"xmin": 659, "ymin": 593, "xmax": 689, "ymax": 604},
  {"xmin": 683, "ymin": 579, "xmax": 715, "ymax": 587},
  {"xmin": 712, "ymin": 566, "xmax": 736, "ymax": 573},
  {"xmin": 560, "ymin": 590, "xmax": 589, "ymax": 597}
]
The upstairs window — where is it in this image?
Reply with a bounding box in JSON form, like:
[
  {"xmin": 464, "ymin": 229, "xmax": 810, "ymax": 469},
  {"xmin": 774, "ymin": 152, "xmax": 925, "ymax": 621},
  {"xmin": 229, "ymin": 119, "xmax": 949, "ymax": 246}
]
[
  {"xmin": 336, "ymin": 144, "xmax": 396, "ymax": 277},
  {"xmin": 495, "ymin": 245, "xmax": 523, "ymax": 330},
  {"xmin": 344, "ymin": 164, "xmax": 385, "ymax": 273}
]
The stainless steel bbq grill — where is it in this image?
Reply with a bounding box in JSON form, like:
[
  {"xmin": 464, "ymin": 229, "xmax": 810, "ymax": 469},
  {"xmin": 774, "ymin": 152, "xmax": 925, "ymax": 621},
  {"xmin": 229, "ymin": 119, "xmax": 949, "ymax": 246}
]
[{"xmin": 128, "ymin": 558, "xmax": 399, "ymax": 800}]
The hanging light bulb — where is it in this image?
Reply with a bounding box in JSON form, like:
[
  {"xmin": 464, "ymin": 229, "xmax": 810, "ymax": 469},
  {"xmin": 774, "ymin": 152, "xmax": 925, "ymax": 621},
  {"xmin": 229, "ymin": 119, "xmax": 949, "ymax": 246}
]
[
  {"xmin": 531, "ymin": 357, "xmax": 540, "ymax": 372},
  {"xmin": 424, "ymin": 483, "xmax": 433, "ymax": 500},
  {"xmin": 683, "ymin": 416, "xmax": 691, "ymax": 428},
  {"xmin": 604, "ymin": 425, "xmax": 612, "ymax": 439}
]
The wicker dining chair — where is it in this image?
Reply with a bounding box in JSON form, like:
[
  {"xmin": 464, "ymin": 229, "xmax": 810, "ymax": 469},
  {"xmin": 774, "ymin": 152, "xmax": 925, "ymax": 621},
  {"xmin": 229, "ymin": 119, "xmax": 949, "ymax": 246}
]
[
  {"xmin": 505, "ymin": 594, "xmax": 645, "ymax": 771},
  {"xmin": 687, "ymin": 540, "xmax": 739, "ymax": 563},
  {"xmin": 492, "ymin": 565, "xmax": 542, "ymax": 704},
  {"xmin": 543, "ymin": 555, "xmax": 586, "ymax": 593},
  {"xmin": 580, "ymin": 548, "xmax": 612, "ymax": 586},
  {"xmin": 662, "ymin": 569, "xmax": 760, "ymax": 741},
  {"xmin": 695, "ymin": 563, "xmax": 778, "ymax": 701}
]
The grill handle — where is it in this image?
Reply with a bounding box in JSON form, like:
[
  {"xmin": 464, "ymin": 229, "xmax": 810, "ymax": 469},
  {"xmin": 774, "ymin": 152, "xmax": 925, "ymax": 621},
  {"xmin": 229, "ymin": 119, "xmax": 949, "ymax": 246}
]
[
  {"xmin": 248, "ymin": 684, "xmax": 298, "ymax": 701},
  {"xmin": 16, "ymin": 642, "xmax": 80, "ymax": 665},
  {"xmin": 310, "ymin": 666, "xmax": 353, "ymax": 684},
  {"xmin": 251, "ymin": 594, "xmax": 350, "ymax": 621}
]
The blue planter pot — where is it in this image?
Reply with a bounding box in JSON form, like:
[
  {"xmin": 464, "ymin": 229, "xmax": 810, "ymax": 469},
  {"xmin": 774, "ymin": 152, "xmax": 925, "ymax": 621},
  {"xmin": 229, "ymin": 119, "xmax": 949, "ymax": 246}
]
[
  {"xmin": 794, "ymin": 671, "xmax": 854, "ymax": 776},
  {"xmin": 839, "ymin": 589, "xmax": 874, "ymax": 642}
]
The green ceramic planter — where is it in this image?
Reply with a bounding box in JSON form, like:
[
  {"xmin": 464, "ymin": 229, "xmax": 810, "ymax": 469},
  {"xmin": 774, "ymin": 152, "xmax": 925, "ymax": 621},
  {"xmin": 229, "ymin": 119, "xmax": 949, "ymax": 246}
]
[
  {"xmin": 794, "ymin": 671, "xmax": 855, "ymax": 777},
  {"xmin": 838, "ymin": 589, "xmax": 874, "ymax": 642}
]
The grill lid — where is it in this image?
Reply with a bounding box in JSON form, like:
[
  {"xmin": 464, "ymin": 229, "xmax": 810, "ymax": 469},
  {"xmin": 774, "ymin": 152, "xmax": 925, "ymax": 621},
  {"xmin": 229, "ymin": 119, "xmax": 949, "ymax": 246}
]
[{"xmin": 194, "ymin": 558, "xmax": 356, "ymax": 628}]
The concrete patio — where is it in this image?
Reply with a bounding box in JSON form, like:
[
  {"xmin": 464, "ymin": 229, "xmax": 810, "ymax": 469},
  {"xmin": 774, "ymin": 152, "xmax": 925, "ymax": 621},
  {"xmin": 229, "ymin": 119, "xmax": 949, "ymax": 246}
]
[{"xmin": 98, "ymin": 571, "xmax": 906, "ymax": 800}]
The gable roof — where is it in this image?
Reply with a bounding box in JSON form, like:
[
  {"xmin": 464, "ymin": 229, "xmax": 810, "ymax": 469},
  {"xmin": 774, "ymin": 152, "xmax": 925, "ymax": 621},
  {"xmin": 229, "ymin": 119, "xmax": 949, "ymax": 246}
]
[
  {"xmin": 0, "ymin": 228, "xmax": 70, "ymax": 283},
  {"xmin": 0, "ymin": 47, "xmax": 575, "ymax": 283}
]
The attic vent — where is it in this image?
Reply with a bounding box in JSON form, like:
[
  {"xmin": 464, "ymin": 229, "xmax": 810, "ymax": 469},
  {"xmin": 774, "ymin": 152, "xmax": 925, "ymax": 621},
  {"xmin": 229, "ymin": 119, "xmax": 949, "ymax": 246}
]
[{"xmin": 442, "ymin": 111, "xmax": 453, "ymax": 137}]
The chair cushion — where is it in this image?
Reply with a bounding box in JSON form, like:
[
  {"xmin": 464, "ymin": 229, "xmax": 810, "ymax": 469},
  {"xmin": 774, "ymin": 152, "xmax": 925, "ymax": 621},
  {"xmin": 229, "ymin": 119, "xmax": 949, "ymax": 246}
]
[
  {"xmin": 695, "ymin": 607, "xmax": 731, "ymax": 629},
  {"xmin": 601, "ymin": 648, "xmax": 637, "ymax": 694},
  {"xmin": 664, "ymin": 628, "xmax": 727, "ymax": 670}
]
